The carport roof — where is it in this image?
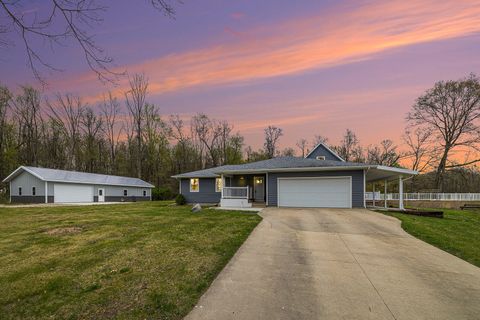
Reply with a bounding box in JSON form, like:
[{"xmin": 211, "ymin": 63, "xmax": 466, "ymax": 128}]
[
  {"xmin": 172, "ymin": 157, "xmax": 418, "ymax": 179},
  {"xmin": 2, "ymin": 166, "xmax": 154, "ymax": 188}
]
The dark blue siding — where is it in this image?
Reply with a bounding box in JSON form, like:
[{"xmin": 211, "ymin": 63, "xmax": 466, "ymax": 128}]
[
  {"xmin": 180, "ymin": 178, "xmax": 221, "ymax": 204},
  {"xmin": 307, "ymin": 144, "xmax": 342, "ymax": 161},
  {"xmin": 267, "ymin": 170, "xmax": 364, "ymax": 208}
]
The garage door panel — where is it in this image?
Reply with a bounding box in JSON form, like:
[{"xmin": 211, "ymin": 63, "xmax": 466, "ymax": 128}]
[
  {"xmin": 278, "ymin": 177, "xmax": 351, "ymax": 208},
  {"xmin": 54, "ymin": 183, "xmax": 93, "ymax": 203}
]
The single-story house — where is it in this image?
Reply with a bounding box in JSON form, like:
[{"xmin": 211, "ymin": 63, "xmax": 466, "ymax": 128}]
[
  {"xmin": 172, "ymin": 143, "xmax": 417, "ymax": 209},
  {"xmin": 2, "ymin": 166, "xmax": 154, "ymax": 204}
]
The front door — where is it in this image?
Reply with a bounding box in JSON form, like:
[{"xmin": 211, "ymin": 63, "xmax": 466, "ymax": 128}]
[
  {"xmin": 253, "ymin": 176, "xmax": 265, "ymax": 202},
  {"xmin": 98, "ymin": 188, "xmax": 105, "ymax": 202}
]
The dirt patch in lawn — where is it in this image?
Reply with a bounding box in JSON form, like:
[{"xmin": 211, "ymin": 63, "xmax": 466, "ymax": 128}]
[{"xmin": 44, "ymin": 226, "xmax": 83, "ymax": 235}]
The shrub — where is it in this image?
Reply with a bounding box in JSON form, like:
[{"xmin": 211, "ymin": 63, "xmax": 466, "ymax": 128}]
[
  {"xmin": 152, "ymin": 187, "xmax": 176, "ymax": 201},
  {"xmin": 175, "ymin": 194, "xmax": 186, "ymax": 205}
]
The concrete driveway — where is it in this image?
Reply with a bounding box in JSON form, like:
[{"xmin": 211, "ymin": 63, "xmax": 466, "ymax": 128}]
[{"xmin": 186, "ymin": 208, "xmax": 480, "ymax": 320}]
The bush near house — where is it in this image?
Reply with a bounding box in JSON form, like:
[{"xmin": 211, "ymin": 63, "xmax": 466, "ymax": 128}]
[
  {"xmin": 0, "ymin": 202, "xmax": 261, "ymax": 319},
  {"xmin": 175, "ymin": 194, "xmax": 186, "ymax": 205},
  {"xmin": 152, "ymin": 186, "xmax": 176, "ymax": 201}
]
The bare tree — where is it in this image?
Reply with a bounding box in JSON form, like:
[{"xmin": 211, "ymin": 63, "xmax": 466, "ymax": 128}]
[
  {"xmin": 192, "ymin": 113, "xmax": 222, "ymax": 167},
  {"xmin": 11, "ymin": 86, "xmax": 43, "ymax": 166},
  {"xmin": 100, "ymin": 92, "xmax": 122, "ymax": 173},
  {"xmin": 281, "ymin": 147, "xmax": 296, "ymax": 157},
  {"xmin": 125, "ymin": 73, "xmax": 148, "ymax": 178},
  {"xmin": 296, "ymin": 138, "xmax": 308, "ymax": 157},
  {"xmin": 218, "ymin": 120, "xmax": 233, "ymax": 165},
  {"xmin": 333, "ymin": 129, "xmax": 363, "ymax": 162},
  {"xmin": 81, "ymin": 107, "xmax": 103, "ymax": 172},
  {"xmin": 407, "ymin": 74, "xmax": 480, "ymax": 189},
  {"xmin": 0, "ymin": 85, "xmax": 12, "ymax": 178},
  {"xmin": 403, "ymin": 128, "xmax": 437, "ymax": 172},
  {"xmin": 0, "ymin": 0, "xmax": 177, "ymax": 84},
  {"xmin": 48, "ymin": 93, "xmax": 84, "ymax": 170},
  {"xmin": 366, "ymin": 140, "xmax": 401, "ymax": 166},
  {"xmin": 264, "ymin": 125, "xmax": 283, "ymax": 158},
  {"xmin": 312, "ymin": 134, "xmax": 328, "ymax": 146}
]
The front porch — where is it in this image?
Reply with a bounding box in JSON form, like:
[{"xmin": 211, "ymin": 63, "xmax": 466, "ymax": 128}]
[{"xmin": 220, "ymin": 174, "xmax": 266, "ymax": 208}]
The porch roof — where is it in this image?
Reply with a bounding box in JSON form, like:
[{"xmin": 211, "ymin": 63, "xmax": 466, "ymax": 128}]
[{"xmin": 172, "ymin": 157, "xmax": 418, "ymax": 179}]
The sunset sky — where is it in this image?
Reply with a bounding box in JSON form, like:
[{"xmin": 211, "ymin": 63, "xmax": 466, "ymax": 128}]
[{"xmin": 2, "ymin": 0, "xmax": 480, "ymax": 151}]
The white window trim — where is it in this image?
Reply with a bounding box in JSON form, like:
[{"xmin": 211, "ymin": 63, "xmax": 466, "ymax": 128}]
[
  {"xmin": 215, "ymin": 177, "xmax": 223, "ymax": 193},
  {"xmin": 32, "ymin": 186, "xmax": 36, "ymax": 196},
  {"xmin": 123, "ymin": 189, "xmax": 128, "ymax": 196},
  {"xmin": 190, "ymin": 178, "xmax": 200, "ymax": 192},
  {"xmin": 18, "ymin": 186, "xmax": 23, "ymax": 196}
]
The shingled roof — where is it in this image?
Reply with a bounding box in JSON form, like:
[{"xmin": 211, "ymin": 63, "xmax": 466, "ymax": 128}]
[{"xmin": 172, "ymin": 157, "xmax": 370, "ymax": 178}]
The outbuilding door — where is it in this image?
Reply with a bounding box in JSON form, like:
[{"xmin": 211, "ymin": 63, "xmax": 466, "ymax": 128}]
[
  {"xmin": 277, "ymin": 177, "xmax": 351, "ymax": 208},
  {"xmin": 54, "ymin": 183, "xmax": 94, "ymax": 203}
]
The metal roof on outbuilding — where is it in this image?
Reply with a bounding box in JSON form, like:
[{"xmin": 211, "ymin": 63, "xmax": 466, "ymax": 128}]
[{"xmin": 2, "ymin": 166, "xmax": 154, "ymax": 188}]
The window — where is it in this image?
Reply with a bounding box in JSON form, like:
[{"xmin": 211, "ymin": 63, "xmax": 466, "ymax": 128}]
[
  {"xmin": 18, "ymin": 187, "xmax": 22, "ymax": 196},
  {"xmin": 123, "ymin": 189, "xmax": 128, "ymax": 196},
  {"xmin": 32, "ymin": 187, "xmax": 36, "ymax": 196},
  {"xmin": 143, "ymin": 190, "xmax": 147, "ymax": 197},
  {"xmin": 215, "ymin": 178, "xmax": 223, "ymax": 193},
  {"xmin": 190, "ymin": 178, "xmax": 199, "ymax": 192},
  {"xmin": 98, "ymin": 189, "xmax": 103, "ymax": 196}
]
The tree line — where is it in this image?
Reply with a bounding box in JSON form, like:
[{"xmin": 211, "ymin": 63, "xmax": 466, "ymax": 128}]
[{"xmin": 1, "ymin": 74, "xmax": 480, "ymax": 199}]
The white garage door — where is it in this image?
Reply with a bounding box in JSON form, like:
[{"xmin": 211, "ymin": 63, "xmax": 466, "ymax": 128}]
[
  {"xmin": 278, "ymin": 177, "xmax": 351, "ymax": 208},
  {"xmin": 54, "ymin": 183, "xmax": 93, "ymax": 203}
]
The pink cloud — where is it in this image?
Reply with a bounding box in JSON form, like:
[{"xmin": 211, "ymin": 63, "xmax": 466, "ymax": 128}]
[{"xmin": 230, "ymin": 12, "xmax": 245, "ymax": 20}]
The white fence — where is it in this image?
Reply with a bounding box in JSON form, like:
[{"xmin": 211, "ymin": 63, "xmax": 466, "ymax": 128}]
[
  {"xmin": 365, "ymin": 192, "xmax": 480, "ymax": 201},
  {"xmin": 222, "ymin": 187, "xmax": 249, "ymax": 199}
]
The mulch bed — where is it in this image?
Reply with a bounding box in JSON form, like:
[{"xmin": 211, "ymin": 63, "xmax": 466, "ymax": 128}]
[{"xmin": 387, "ymin": 208, "xmax": 444, "ymax": 218}]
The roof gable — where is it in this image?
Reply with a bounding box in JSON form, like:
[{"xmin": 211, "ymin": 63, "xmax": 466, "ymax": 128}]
[{"xmin": 305, "ymin": 143, "xmax": 344, "ymax": 161}]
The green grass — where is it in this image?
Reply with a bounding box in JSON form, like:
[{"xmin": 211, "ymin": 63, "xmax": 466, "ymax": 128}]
[
  {"xmin": 380, "ymin": 208, "xmax": 480, "ymax": 267},
  {"xmin": 0, "ymin": 202, "xmax": 261, "ymax": 319}
]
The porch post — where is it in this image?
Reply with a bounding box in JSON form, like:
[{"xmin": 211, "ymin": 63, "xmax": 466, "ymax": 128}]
[
  {"xmin": 384, "ymin": 179, "xmax": 387, "ymax": 209},
  {"xmin": 45, "ymin": 181, "xmax": 48, "ymax": 203},
  {"xmin": 372, "ymin": 183, "xmax": 376, "ymax": 207},
  {"xmin": 363, "ymin": 169, "xmax": 366, "ymax": 208},
  {"xmin": 399, "ymin": 175, "xmax": 404, "ymax": 210},
  {"xmin": 221, "ymin": 174, "xmax": 225, "ymax": 199}
]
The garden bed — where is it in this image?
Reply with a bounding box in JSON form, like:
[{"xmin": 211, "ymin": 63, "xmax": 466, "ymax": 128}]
[{"xmin": 379, "ymin": 208, "xmax": 443, "ymax": 218}]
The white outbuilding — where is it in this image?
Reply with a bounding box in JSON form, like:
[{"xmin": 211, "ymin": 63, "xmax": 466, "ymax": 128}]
[{"xmin": 3, "ymin": 166, "xmax": 154, "ymax": 204}]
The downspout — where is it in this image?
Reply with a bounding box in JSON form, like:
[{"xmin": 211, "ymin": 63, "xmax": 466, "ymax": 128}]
[
  {"xmin": 9, "ymin": 181, "xmax": 11, "ymax": 203},
  {"xmin": 45, "ymin": 181, "xmax": 48, "ymax": 203}
]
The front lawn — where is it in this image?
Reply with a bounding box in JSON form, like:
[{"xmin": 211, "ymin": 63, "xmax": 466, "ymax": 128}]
[
  {"xmin": 380, "ymin": 208, "xmax": 480, "ymax": 267},
  {"xmin": 0, "ymin": 202, "xmax": 261, "ymax": 319}
]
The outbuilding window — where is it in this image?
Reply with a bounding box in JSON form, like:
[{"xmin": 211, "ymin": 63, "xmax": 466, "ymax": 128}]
[
  {"xmin": 123, "ymin": 189, "xmax": 128, "ymax": 196},
  {"xmin": 190, "ymin": 178, "xmax": 199, "ymax": 192},
  {"xmin": 32, "ymin": 187, "xmax": 36, "ymax": 196},
  {"xmin": 215, "ymin": 178, "xmax": 223, "ymax": 193},
  {"xmin": 143, "ymin": 190, "xmax": 147, "ymax": 197},
  {"xmin": 18, "ymin": 187, "xmax": 22, "ymax": 196}
]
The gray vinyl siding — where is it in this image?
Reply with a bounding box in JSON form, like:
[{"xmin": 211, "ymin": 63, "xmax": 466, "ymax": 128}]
[
  {"xmin": 180, "ymin": 178, "xmax": 221, "ymax": 204},
  {"xmin": 10, "ymin": 171, "xmax": 45, "ymax": 196},
  {"xmin": 267, "ymin": 170, "xmax": 364, "ymax": 208},
  {"xmin": 307, "ymin": 144, "xmax": 341, "ymax": 161},
  {"xmin": 94, "ymin": 185, "xmax": 151, "ymax": 198}
]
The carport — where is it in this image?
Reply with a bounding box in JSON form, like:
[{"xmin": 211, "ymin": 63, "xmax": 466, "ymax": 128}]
[{"xmin": 365, "ymin": 166, "xmax": 418, "ymax": 210}]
